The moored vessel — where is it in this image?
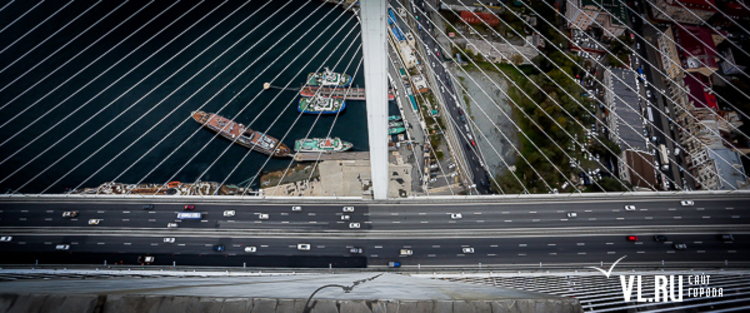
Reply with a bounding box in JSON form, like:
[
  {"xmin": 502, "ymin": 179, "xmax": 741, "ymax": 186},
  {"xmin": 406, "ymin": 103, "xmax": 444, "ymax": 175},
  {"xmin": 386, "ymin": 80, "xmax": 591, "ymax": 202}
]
[
  {"xmin": 191, "ymin": 111, "xmax": 291, "ymax": 157},
  {"xmin": 298, "ymin": 96, "xmax": 345, "ymax": 114},
  {"xmin": 306, "ymin": 67, "xmax": 352, "ymax": 87},
  {"xmin": 295, "ymin": 137, "xmax": 353, "ymax": 153},
  {"xmin": 389, "ymin": 127, "xmax": 406, "ymax": 135}
]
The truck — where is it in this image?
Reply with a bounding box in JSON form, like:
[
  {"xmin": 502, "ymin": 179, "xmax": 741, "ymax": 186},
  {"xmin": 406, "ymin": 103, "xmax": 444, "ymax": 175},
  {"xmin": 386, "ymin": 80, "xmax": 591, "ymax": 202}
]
[{"xmin": 177, "ymin": 212, "xmax": 201, "ymax": 220}]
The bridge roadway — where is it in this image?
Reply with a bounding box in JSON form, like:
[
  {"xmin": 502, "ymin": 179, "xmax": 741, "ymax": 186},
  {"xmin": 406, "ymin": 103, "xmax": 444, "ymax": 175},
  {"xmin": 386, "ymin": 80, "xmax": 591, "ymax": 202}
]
[{"xmin": 0, "ymin": 194, "xmax": 749, "ymax": 267}]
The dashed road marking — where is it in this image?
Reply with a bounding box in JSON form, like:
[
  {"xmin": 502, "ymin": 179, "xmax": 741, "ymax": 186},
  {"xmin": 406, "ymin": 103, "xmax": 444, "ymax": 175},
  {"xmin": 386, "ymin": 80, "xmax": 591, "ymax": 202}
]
[
  {"xmin": 645, "ymin": 217, "xmax": 653, "ymax": 220},
  {"xmin": 702, "ymin": 216, "xmax": 710, "ymax": 219},
  {"xmin": 124, "ymin": 243, "xmax": 131, "ymax": 246},
  {"xmin": 697, "ymin": 250, "xmax": 705, "ymax": 253},
  {"xmin": 432, "ymin": 245, "xmax": 441, "ymax": 248},
  {"xmin": 123, "ymin": 211, "xmax": 130, "ymax": 214},
  {"xmin": 477, "ymin": 220, "xmax": 484, "ymax": 223},
  {"xmin": 519, "ymin": 244, "xmax": 527, "ymax": 247},
  {"xmin": 674, "ymin": 216, "xmax": 682, "ymax": 219},
  {"xmin": 428, "ymin": 254, "xmax": 436, "ymax": 257},
  {"xmin": 518, "ymin": 253, "xmax": 526, "ymax": 256},
  {"xmin": 732, "ymin": 215, "xmax": 741, "ymax": 219},
  {"xmin": 607, "ymin": 251, "xmax": 616, "ymax": 254},
  {"xmin": 577, "ymin": 243, "xmax": 585, "ymax": 246},
  {"xmin": 375, "ymin": 246, "xmax": 383, "ymax": 249},
  {"xmin": 420, "ymin": 221, "xmax": 429, "ymax": 223}
]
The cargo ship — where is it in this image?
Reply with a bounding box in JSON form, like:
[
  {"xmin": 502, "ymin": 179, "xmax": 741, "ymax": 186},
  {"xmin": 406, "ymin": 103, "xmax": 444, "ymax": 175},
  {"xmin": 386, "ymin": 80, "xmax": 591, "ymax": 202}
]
[
  {"xmin": 306, "ymin": 67, "xmax": 352, "ymax": 87},
  {"xmin": 389, "ymin": 127, "xmax": 406, "ymax": 135},
  {"xmin": 298, "ymin": 96, "xmax": 345, "ymax": 114},
  {"xmin": 295, "ymin": 137, "xmax": 353, "ymax": 153},
  {"xmin": 192, "ymin": 111, "xmax": 291, "ymax": 157}
]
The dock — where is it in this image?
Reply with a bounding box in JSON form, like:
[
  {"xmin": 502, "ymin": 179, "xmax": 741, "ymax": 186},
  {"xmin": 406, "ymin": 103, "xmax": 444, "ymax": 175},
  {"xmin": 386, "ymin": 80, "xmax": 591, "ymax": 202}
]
[
  {"xmin": 300, "ymin": 86, "xmax": 395, "ymax": 100},
  {"xmin": 294, "ymin": 151, "xmax": 370, "ymax": 162}
]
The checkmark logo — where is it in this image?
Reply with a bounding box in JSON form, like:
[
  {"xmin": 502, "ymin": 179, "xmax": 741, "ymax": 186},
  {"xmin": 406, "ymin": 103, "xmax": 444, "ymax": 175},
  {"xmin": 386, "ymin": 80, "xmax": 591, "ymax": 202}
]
[{"xmin": 587, "ymin": 255, "xmax": 627, "ymax": 278}]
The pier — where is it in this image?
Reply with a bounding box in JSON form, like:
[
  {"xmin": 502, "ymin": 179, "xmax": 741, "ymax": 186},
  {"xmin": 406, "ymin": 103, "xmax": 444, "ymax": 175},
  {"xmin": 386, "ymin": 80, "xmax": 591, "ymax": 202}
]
[
  {"xmin": 300, "ymin": 86, "xmax": 395, "ymax": 100},
  {"xmin": 293, "ymin": 151, "xmax": 370, "ymax": 162}
]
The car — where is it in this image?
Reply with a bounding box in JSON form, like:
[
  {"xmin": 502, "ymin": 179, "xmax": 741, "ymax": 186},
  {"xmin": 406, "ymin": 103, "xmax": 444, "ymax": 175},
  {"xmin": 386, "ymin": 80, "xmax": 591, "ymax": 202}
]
[
  {"xmin": 470, "ymin": 139, "xmax": 476, "ymax": 147},
  {"xmin": 297, "ymin": 243, "xmax": 311, "ymax": 251},
  {"xmin": 349, "ymin": 222, "xmax": 360, "ymax": 229},
  {"xmin": 55, "ymin": 244, "xmax": 70, "ymax": 250},
  {"xmin": 567, "ymin": 212, "xmax": 577, "ymax": 218},
  {"xmin": 462, "ymin": 247, "xmax": 475, "ymax": 254},
  {"xmin": 436, "ymin": 51, "xmax": 440, "ymax": 57},
  {"xmin": 350, "ymin": 247, "xmax": 363, "ymax": 254},
  {"xmin": 720, "ymin": 234, "xmax": 734, "ymax": 242},
  {"xmin": 292, "ymin": 206, "xmax": 302, "ymax": 212},
  {"xmin": 62, "ymin": 211, "xmax": 78, "ymax": 218},
  {"xmin": 458, "ymin": 108, "xmax": 464, "ymax": 115},
  {"xmin": 680, "ymin": 200, "xmax": 694, "ymax": 206},
  {"xmin": 388, "ymin": 261, "xmax": 401, "ymax": 268},
  {"xmin": 400, "ymin": 249, "xmax": 413, "ymax": 256},
  {"xmin": 213, "ymin": 245, "xmax": 225, "ymax": 252},
  {"xmin": 258, "ymin": 213, "xmax": 269, "ymax": 220},
  {"xmin": 654, "ymin": 235, "xmax": 668, "ymax": 242},
  {"xmin": 138, "ymin": 256, "xmax": 154, "ymax": 263},
  {"xmin": 88, "ymin": 219, "xmax": 101, "ymax": 225},
  {"xmin": 674, "ymin": 243, "xmax": 687, "ymax": 250},
  {"xmin": 223, "ymin": 210, "xmax": 235, "ymax": 217},
  {"xmin": 646, "ymin": 90, "xmax": 651, "ymax": 98},
  {"xmin": 624, "ymin": 205, "xmax": 636, "ymax": 211},
  {"xmin": 627, "ymin": 236, "xmax": 639, "ymax": 241},
  {"xmin": 341, "ymin": 214, "xmax": 351, "ymax": 220},
  {"xmin": 429, "ymin": 178, "xmax": 437, "ymax": 183},
  {"xmin": 245, "ymin": 246, "xmax": 257, "ymax": 253},
  {"xmin": 0, "ymin": 236, "xmax": 12, "ymax": 242},
  {"xmin": 167, "ymin": 223, "xmax": 178, "ymax": 228},
  {"xmin": 450, "ymin": 213, "xmax": 462, "ymax": 219},
  {"xmin": 164, "ymin": 238, "xmax": 175, "ymax": 243},
  {"xmin": 142, "ymin": 204, "xmax": 154, "ymax": 210},
  {"xmin": 343, "ymin": 206, "xmax": 355, "ymax": 213},
  {"xmin": 183, "ymin": 205, "xmax": 195, "ymax": 210}
]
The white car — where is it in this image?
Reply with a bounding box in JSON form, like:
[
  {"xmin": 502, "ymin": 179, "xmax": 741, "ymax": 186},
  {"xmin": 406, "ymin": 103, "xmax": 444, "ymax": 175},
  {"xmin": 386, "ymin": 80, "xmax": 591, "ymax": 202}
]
[
  {"xmin": 567, "ymin": 212, "xmax": 577, "ymax": 218},
  {"xmin": 349, "ymin": 222, "xmax": 360, "ymax": 229},
  {"xmin": 223, "ymin": 210, "xmax": 235, "ymax": 217},
  {"xmin": 624, "ymin": 205, "xmax": 636, "ymax": 211},
  {"xmin": 88, "ymin": 219, "xmax": 101, "ymax": 225},
  {"xmin": 450, "ymin": 213, "xmax": 462, "ymax": 219},
  {"xmin": 163, "ymin": 238, "xmax": 175, "ymax": 243},
  {"xmin": 245, "ymin": 246, "xmax": 257, "ymax": 253},
  {"xmin": 258, "ymin": 213, "xmax": 269, "ymax": 220},
  {"xmin": 400, "ymin": 249, "xmax": 413, "ymax": 256},
  {"xmin": 167, "ymin": 223, "xmax": 178, "ymax": 228},
  {"xmin": 343, "ymin": 206, "xmax": 355, "ymax": 213},
  {"xmin": 0, "ymin": 236, "xmax": 12, "ymax": 242},
  {"xmin": 341, "ymin": 215, "xmax": 350, "ymax": 220},
  {"xmin": 462, "ymin": 247, "xmax": 475, "ymax": 254},
  {"xmin": 680, "ymin": 200, "xmax": 694, "ymax": 206},
  {"xmin": 291, "ymin": 206, "xmax": 302, "ymax": 212},
  {"xmin": 297, "ymin": 243, "xmax": 311, "ymax": 251},
  {"xmin": 55, "ymin": 244, "xmax": 70, "ymax": 250}
]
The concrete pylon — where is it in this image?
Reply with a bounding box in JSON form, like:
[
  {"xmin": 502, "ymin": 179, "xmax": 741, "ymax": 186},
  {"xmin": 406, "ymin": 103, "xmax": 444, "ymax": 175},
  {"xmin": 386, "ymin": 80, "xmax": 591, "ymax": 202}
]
[{"xmin": 360, "ymin": 0, "xmax": 388, "ymax": 200}]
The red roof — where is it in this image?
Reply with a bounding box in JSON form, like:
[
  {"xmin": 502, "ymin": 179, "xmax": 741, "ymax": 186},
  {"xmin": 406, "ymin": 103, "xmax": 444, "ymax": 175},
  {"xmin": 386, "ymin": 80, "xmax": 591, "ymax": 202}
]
[
  {"xmin": 460, "ymin": 11, "xmax": 500, "ymax": 27},
  {"xmin": 684, "ymin": 73, "xmax": 718, "ymax": 110},
  {"xmin": 674, "ymin": 24, "xmax": 721, "ymax": 70}
]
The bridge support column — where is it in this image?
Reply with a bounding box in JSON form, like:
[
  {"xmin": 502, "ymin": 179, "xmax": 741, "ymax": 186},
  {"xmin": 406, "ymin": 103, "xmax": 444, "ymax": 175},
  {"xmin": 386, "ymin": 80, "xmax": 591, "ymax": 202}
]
[{"xmin": 360, "ymin": 0, "xmax": 388, "ymax": 200}]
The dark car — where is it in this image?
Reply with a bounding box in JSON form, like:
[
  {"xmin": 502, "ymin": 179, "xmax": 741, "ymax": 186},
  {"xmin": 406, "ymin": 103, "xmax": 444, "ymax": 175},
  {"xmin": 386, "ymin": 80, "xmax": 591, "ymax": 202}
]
[
  {"xmin": 458, "ymin": 108, "xmax": 464, "ymax": 115},
  {"xmin": 142, "ymin": 205, "xmax": 154, "ymax": 210},
  {"xmin": 720, "ymin": 234, "xmax": 734, "ymax": 242},
  {"xmin": 654, "ymin": 235, "xmax": 668, "ymax": 242},
  {"xmin": 183, "ymin": 205, "xmax": 195, "ymax": 210},
  {"xmin": 213, "ymin": 245, "xmax": 225, "ymax": 252}
]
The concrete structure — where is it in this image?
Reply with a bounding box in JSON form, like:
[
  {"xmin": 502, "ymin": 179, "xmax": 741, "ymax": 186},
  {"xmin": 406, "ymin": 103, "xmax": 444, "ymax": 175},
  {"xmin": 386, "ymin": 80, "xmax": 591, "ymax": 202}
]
[
  {"xmin": 411, "ymin": 74, "xmax": 429, "ymax": 94},
  {"xmin": 439, "ymin": 0, "xmax": 505, "ymax": 13},
  {"xmin": 460, "ymin": 38, "xmax": 539, "ymax": 65},
  {"xmin": 0, "ymin": 273, "xmax": 581, "ymax": 313},
  {"xmin": 621, "ymin": 150, "xmax": 656, "ymax": 189},
  {"xmin": 657, "ymin": 26, "xmax": 683, "ymax": 80},
  {"xmin": 673, "ymin": 24, "xmax": 725, "ymax": 77},
  {"xmin": 360, "ymin": 0, "xmax": 388, "ymax": 199},
  {"xmin": 648, "ymin": 0, "xmax": 717, "ymax": 24},
  {"xmin": 565, "ymin": 0, "xmax": 628, "ymax": 38},
  {"xmin": 720, "ymin": 43, "xmax": 749, "ymax": 75}
]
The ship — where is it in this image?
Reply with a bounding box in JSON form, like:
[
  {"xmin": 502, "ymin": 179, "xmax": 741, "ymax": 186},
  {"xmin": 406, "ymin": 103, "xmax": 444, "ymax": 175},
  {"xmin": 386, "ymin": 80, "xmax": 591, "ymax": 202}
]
[
  {"xmin": 298, "ymin": 96, "xmax": 346, "ymax": 114},
  {"xmin": 389, "ymin": 121, "xmax": 404, "ymax": 128},
  {"xmin": 294, "ymin": 137, "xmax": 353, "ymax": 153},
  {"xmin": 389, "ymin": 127, "xmax": 406, "ymax": 135},
  {"xmin": 389, "ymin": 115, "xmax": 402, "ymax": 121},
  {"xmin": 191, "ymin": 111, "xmax": 291, "ymax": 157},
  {"xmin": 306, "ymin": 67, "xmax": 352, "ymax": 87}
]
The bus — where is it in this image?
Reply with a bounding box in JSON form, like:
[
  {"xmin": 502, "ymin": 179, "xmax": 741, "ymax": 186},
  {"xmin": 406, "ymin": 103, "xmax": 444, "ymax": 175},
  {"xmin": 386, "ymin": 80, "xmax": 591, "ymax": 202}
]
[
  {"xmin": 658, "ymin": 144, "xmax": 670, "ymax": 170},
  {"xmin": 177, "ymin": 212, "xmax": 201, "ymax": 220}
]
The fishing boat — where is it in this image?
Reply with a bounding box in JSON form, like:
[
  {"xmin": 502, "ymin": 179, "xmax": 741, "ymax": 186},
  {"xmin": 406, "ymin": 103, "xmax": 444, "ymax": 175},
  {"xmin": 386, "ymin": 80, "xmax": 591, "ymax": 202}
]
[
  {"xmin": 389, "ymin": 115, "xmax": 402, "ymax": 121},
  {"xmin": 389, "ymin": 127, "xmax": 406, "ymax": 135},
  {"xmin": 389, "ymin": 121, "xmax": 404, "ymax": 128},
  {"xmin": 306, "ymin": 67, "xmax": 352, "ymax": 87},
  {"xmin": 298, "ymin": 96, "xmax": 346, "ymax": 114}
]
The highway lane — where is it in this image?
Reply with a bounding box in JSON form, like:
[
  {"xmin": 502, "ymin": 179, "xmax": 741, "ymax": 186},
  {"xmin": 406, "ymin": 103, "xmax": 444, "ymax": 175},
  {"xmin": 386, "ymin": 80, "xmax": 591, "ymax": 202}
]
[
  {"xmin": 2, "ymin": 197, "xmax": 748, "ymax": 230},
  {"xmin": 1, "ymin": 233, "xmax": 746, "ymax": 267}
]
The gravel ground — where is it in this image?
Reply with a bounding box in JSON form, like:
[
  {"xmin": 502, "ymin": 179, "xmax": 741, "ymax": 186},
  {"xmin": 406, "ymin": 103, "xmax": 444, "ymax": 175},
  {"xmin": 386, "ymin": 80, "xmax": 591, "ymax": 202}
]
[{"xmin": 453, "ymin": 66, "xmax": 519, "ymax": 178}]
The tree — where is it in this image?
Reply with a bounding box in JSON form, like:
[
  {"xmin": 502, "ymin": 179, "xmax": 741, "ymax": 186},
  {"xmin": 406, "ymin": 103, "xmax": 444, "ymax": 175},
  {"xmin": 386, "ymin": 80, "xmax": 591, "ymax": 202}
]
[{"xmin": 510, "ymin": 54, "xmax": 524, "ymax": 66}]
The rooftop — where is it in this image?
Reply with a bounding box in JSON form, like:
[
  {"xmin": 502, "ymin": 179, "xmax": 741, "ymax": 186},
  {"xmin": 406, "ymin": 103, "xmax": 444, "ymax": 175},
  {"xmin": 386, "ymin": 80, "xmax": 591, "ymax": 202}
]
[
  {"xmin": 684, "ymin": 73, "xmax": 718, "ymax": 110},
  {"xmin": 582, "ymin": 0, "xmax": 628, "ymax": 26},
  {"xmin": 625, "ymin": 150, "xmax": 656, "ymax": 188},
  {"xmin": 664, "ymin": 0, "xmax": 718, "ymax": 11},
  {"xmin": 673, "ymin": 24, "xmax": 723, "ymax": 71},
  {"xmin": 606, "ymin": 69, "xmax": 646, "ymax": 151},
  {"xmin": 709, "ymin": 148, "xmax": 747, "ymax": 190}
]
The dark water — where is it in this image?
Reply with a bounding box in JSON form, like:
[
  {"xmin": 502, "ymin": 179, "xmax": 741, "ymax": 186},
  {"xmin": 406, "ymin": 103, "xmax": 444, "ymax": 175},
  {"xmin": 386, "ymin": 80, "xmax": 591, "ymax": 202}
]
[{"xmin": 0, "ymin": 0, "xmax": 367, "ymax": 193}]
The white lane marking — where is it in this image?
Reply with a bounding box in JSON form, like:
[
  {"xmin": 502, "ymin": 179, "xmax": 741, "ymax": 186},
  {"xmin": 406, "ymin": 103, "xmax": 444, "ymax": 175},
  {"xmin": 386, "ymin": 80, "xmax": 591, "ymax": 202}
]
[
  {"xmin": 518, "ymin": 253, "xmax": 526, "ymax": 256},
  {"xmin": 726, "ymin": 207, "xmax": 734, "ymax": 210},
  {"xmin": 19, "ymin": 218, "xmax": 26, "ymax": 221},
  {"xmin": 616, "ymin": 217, "xmax": 624, "ymax": 220},
  {"xmin": 728, "ymin": 250, "xmax": 737, "ymax": 253},
  {"xmin": 97, "ymin": 210, "xmax": 105, "ymax": 213},
  {"xmin": 696, "ymin": 208, "xmax": 704, "ymax": 211},
  {"xmin": 635, "ymin": 242, "xmax": 643, "ymax": 245},
  {"xmin": 122, "ymin": 219, "xmax": 129, "ymax": 222},
  {"xmin": 308, "ymin": 213, "xmax": 316, "ymax": 216},
  {"xmin": 732, "ymin": 215, "xmax": 741, "ymax": 219},
  {"xmin": 639, "ymin": 208, "xmax": 648, "ymax": 211},
  {"xmin": 46, "ymin": 210, "xmax": 53, "ymax": 213},
  {"xmin": 309, "ymin": 221, "xmax": 317, "ymax": 224},
  {"xmin": 588, "ymin": 218, "xmax": 597, "ymax": 221},
  {"xmin": 204, "ymin": 244, "xmax": 212, "ymax": 247},
  {"xmin": 365, "ymin": 221, "xmax": 372, "ymax": 224},
  {"xmin": 432, "ymin": 245, "xmax": 441, "ymax": 249},
  {"xmin": 428, "ymin": 254, "xmax": 436, "ymax": 257},
  {"xmin": 392, "ymin": 221, "xmax": 400, "ymax": 224},
  {"xmin": 578, "ymin": 252, "xmax": 586, "ymax": 255},
  {"xmin": 363, "ymin": 213, "xmax": 370, "ymax": 217},
  {"xmin": 645, "ymin": 217, "xmax": 653, "ymax": 220},
  {"xmin": 124, "ymin": 243, "xmax": 131, "ymax": 246},
  {"xmin": 490, "ymin": 245, "xmax": 498, "ymax": 248},
  {"xmin": 149, "ymin": 211, "xmax": 155, "ymax": 214},
  {"xmin": 260, "ymin": 245, "xmax": 269, "ymax": 248},
  {"xmin": 403, "ymin": 246, "xmax": 412, "ymax": 248},
  {"xmin": 419, "ymin": 212, "xmax": 426, "ymax": 215},
  {"xmin": 21, "ymin": 210, "xmax": 28, "ymax": 213},
  {"xmin": 370, "ymin": 254, "xmax": 378, "ymax": 258},
  {"xmin": 420, "ymin": 221, "xmax": 429, "ymax": 223},
  {"xmin": 44, "ymin": 242, "xmax": 52, "ymax": 245},
  {"xmin": 71, "ymin": 242, "xmax": 78, "ymax": 245},
  {"xmin": 548, "ymin": 243, "xmax": 556, "ymax": 246},
  {"xmin": 577, "ymin": 243, "xmax": 585, "ymax": 246},
  {"xmin": 151, "ymin": 243, "xmax": 158, "ymax": 246},
  {"xmin": 666, "ymin": 251, "xmax": 675, "ymax": 254},
  {"xmin": 288, "ymin": 245, "xmax": 296, "ymax": 248},
  {"xmin": 502, "ymin": 211, "xmax": 509, "ymax": 214},
  {"xmin": 549, "ymin": 252, "xmax": 557, "ymax": 255},
  {"xmin": 532, "ymin": 219, "xmax": 540, "ymax": 222},
  {"xmin": 201, "ymin": 220, "xmax": 208, "ymax": 223},
  {"xmin": 178, "ymin": 244, "xmax": 186, "ymax": 247},
  {"xmin": 375, "ymin": 245, "xmax": 383, "ymax": 249},
  {"xmin": 702, "ymin": 216, "xmax": 710, "ymax": 219},
  {"xmin": 457, "ymin": 254, "xmax": 465, "ymax": 257},
  {"xmin": 227, "ymin": 220, "xmax": 235, "ymax": 223},
  {"xmin": 474, "ymin": 212, "xmax": 482, "ymax": 215},
  {"xmin": 18, "ymin": 242, "xmax": 26, "ymax": 245},
  {"xmin": 97, "ymin": 242, "xmax": 105, "ymax": 245},
  {"xmin": 529, "ymin": 211, "xmax": 537, "ymax": 214},
  {"xmin": 391, "ymin": 213, "xmax": 399, "ymax": 216},
  {"xmin": 280, "ymin": 212, "xmax": 289, "ymax": 216},
  {"xmin": 668, "ymin": 208, "xmax": 677, "ymax": 211},
  {"xmin": 674, "ymin": 216, "xmax": 682, "ymax": 219},
  {"xmin": 148, "ymin": 219, "xmax": 156, "ymax": 222},
  {"xmin": 612, "ymin": 209, "xmax": 620, "ymax": 212},
  {"xmin": 317, "ymin": 245, "xmax": 325, "ymax": 249},
  {"xmin": 606, "ymin": 242, "xmax": 614, "ymax": 245},
  {"xmin": 71, "ymin": 218, "xmax": 78, "ymax": 221},
  {"xmin": 560, "ymin": 219, "xmax": 568, "ymax": 221},
  {"xmin": 697, "ymin": 250, "xmax": 705, "ymax": 253},
  {"xmin": 123, "ymin": 211, "xmax": 130, "ymax": 214},
  {"xmin": 585, "ymin": 210, "xmax": 592, "ymax": 213},
  {"xmin": 477, "ymin": 220, "xmax": 484, "ymax": 223},
  {"xmin": 505, "ymin": 220, "xmax": 512, "ymax": 222},
  {"xmin": 281, "ymin": 221, "xmax": 289, "ymax": 224},
  {"xmin": 44, "ymin": 218, "xmax": 52, "ymax": 221},
  {"xmin": 556, "ymin": 210, "xmax": 565, "ymax": 213},
  {"xmin": 254, "ymin": 221, "xmax": 262, "ymax": 223},
  {"xmin": 519, "ymin": 244, "xmax": 527, "ymax": 247},
  {"xmin": 694, "ymin": 241, "xmax": 703, "ymax": 244},
  {"xmin": 449, "ymin": 221, "xmax": 456, "ymax": 223},
  {"xmin": 637, "ymin": 251, "xmax": 645, "ymax": 254},
  {"xmin": 487, "ymin": 254, "xmax": 496, "ymax": 256},
  {"xmin": 607, "ymin": 251, "xmax": 616, "ymax": 254}
]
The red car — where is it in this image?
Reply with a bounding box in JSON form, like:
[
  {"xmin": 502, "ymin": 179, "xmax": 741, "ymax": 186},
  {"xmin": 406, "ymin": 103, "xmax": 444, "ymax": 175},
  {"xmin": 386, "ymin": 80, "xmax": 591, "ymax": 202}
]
[
  {"xmin": 470, "ymin": 139, "xmax": 476, "ymax": 147},
  {"xmin": 627, "ymin": 236, "xmax": 639, "ymax": 241},
  {"xmin": 183, "ymin": 205, "xmax": 195, "ymax": 210}
]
